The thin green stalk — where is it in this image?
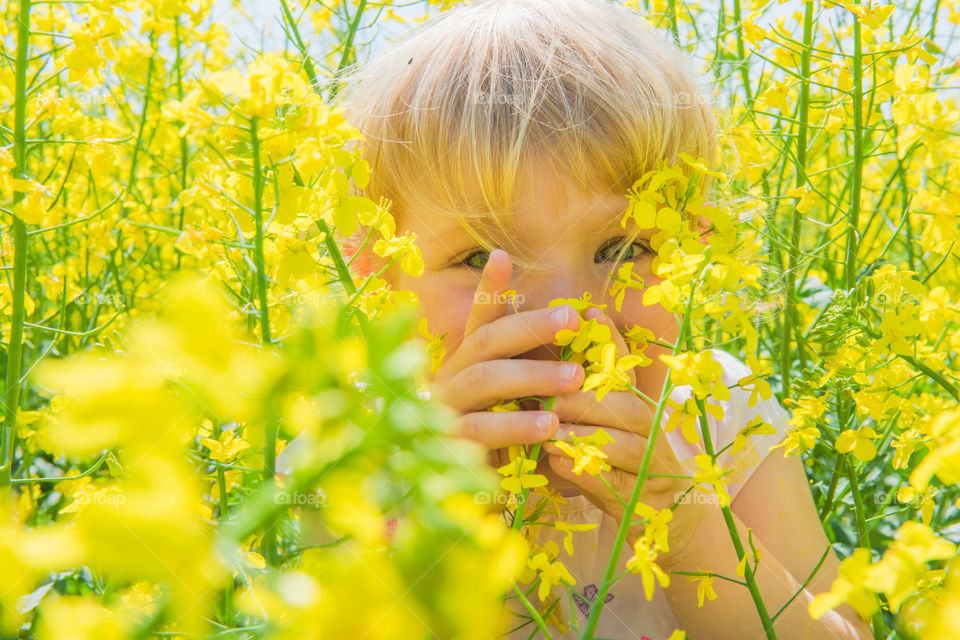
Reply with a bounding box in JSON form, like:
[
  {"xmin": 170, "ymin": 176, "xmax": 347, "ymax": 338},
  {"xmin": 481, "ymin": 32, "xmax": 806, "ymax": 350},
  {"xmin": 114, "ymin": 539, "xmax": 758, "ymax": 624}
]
[
  {"xmin": 694, "ymin": 395, "xmax": 777, "ymax": 639},
  {"xmin": 250, "ymin": 117, "xmax": 277, "ymax": 567},
  {"xmin": 732, "ymin": 0, "xmax": 753, "ymax": 105},
  {"xmin": 1, "ymin": 0, "xmax": 33, "ymax": 488},
  {"xmin": 328, "ymin": 0, "xmax": 367, "ymax": 102},
  {"xmin": 781, "ymin": 0, "xmax": 814, "ymax": 402},
  {"xmin": 581, "ymin": 367, "xmax": 675, "ymax": 639},
  {"xmin": 214, "ymin": 421, "xmax": 235, "ymax": 623},
  {"xmin": 666, "ymin": 0, "xmax": 680, "ymax": 47},
  {"xmin": 512, "ymin": 583, "xmax": 553, "ymax": 639},
  {"xmin": 818, "ymin": 453, "xmax": 846, "ymax": 523},
  {"xmin": 581, "ymin": 310, "xmax": 698, "ymax": 636},
  {"xmin": 249, "ymin": 118, "xmax": 272, "ymax": 346},
  {"xmin": 279, "ymin": 0, "xmax": 318, "ymax": 88},
  {"xmin": 511, "ymin": 395, "xmax": 557, "ymax": 532},
  {"xmin": 174, "ymin": 18, "xmax": 189, "ymax": 270},
  {"xmin": 846, "ymin": 456, "xmax": 885, "ymax": 639},
  {"xmin": 845, "ymin": 12, "xmax": 864, "ymax": 289}
]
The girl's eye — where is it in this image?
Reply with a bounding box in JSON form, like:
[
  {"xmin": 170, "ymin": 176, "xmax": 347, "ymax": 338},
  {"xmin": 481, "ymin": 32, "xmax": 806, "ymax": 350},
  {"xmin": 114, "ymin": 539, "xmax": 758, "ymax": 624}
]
[
  {"xmin": 595, "ymin": 238, "xmax": 651, "ymax": 264},
  {"xmin": 459, "ymin": 249, "xmax": 490, "ymax": 270},
  {"xmin": 456, "ymin": 238, "xmax": 649, "ymax": 270}
]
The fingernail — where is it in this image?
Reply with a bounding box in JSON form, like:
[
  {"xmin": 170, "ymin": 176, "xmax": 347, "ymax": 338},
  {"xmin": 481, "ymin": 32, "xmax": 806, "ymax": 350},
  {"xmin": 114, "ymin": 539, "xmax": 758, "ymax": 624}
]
[
  {"xmin": 561, "ymin": 362, "xmax": 580, "ymax": 383},
  {"xmin": 553, "ymin": 305, "xmax": 571, "ymax": 327},
  {"xmin": 537, "ymin": 413, "xmax": 554, "ymax": 434}
]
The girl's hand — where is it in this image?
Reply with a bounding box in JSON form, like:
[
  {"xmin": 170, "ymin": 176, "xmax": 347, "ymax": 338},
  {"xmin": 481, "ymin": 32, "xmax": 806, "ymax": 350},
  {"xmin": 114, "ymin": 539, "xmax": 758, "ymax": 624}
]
[
  {"xmin": 542, "ymin": 306, "xmax": 704, "ymax": 563},
  {"xmin": 426, "ymin": 249, "xmax": 585, "ymax": 470}
]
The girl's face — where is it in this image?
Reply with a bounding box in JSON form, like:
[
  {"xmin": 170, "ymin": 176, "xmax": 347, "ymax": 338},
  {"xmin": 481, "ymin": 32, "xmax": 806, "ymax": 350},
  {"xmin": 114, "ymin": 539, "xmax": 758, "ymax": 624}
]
[{"xmin": 381, "ymin": 165, "xmax": 686, "ymax": 403}]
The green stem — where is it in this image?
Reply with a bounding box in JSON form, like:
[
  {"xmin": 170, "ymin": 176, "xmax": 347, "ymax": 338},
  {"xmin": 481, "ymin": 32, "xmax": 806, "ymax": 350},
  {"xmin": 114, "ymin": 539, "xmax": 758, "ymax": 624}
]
[
  {"xmin": 1, "ymin": 0, "xmax": 33, "ymax": 489},
  {"xmin": 250, "ymin": 117, "xmax": 277, "ymax": 567},
  {"xmin": 174, "ymin": 17, "xmax": 189, "ymax": 270},
  {"xmin": 512, "ymin": 582, "xmax": 553, "ymax": 639},
  {"xmin": 846, "ymin": 457, "xmax": 885, "ymax": 639},
  {"xmin": 732, "ymin": 0, "xmax": 753, "ymax": 105},
  {"xmin": 250, "ymin": 118, "xmax": 272, "ymax": 346},
  {"xmin": 845, "ymin": 12, "xmax": 864, "ymax": 289},
  {"xmin": 511, "ymin": 396, "xmax": 557, "ymax": 532},
  {"xmin": 213, "ymin": 422, "xmax": 235, "ymax": 623},
  {"xmin": 781, "ymin": 0, "xmax": 813, "ymax": 402},
  {"xmin": 328, "ymin": 0, "xmax": 367, "ymax": 102},
  {"xmin": 694, "ymin": 395, "xmax": 777, "ymax": 639}
]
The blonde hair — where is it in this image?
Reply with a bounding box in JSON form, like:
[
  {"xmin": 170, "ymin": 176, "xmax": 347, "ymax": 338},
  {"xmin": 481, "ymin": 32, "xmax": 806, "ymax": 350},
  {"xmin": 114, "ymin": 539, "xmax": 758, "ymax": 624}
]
[{"xmin": 330, "ymin": 0, "xmax": 718, "ymax": 282}]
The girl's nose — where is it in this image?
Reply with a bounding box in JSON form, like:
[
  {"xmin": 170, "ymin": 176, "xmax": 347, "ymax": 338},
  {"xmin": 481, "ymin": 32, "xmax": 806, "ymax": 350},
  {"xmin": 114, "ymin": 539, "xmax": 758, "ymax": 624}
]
[{"xmin": 512, "ymin": 272, "xmax": 595, "ymax": 362}]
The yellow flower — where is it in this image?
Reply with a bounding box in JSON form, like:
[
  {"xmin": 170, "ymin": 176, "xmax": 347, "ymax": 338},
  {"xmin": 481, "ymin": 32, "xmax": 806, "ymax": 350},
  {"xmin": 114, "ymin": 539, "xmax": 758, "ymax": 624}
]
[
  {"xmin": 530, "ymin": 485, "xmax": 569, "ymax": 519},
  {"xmin": 417, "ymin": 317, "xmax": 447, "ymax": 375},
  {"xmin": 735, "ymin": 548, "xmax": 760, "ymax": 578},
  {"xmin": 897, "ymin": 486, "xmax": 938, "ymax": 525},
  {"xmin": 548, "ymin": 293, "xmax": 606, "ymax": 316},
  {"xmin": 528, "ymin": 551, "xmax": 576, "ymax": 602},
  {"xmin": 659, "ymin": 351, "xmax": 730, "ymax": 402},
  {"xmin": 622, "ymin": 323, "xmax": 656, "ymax": 362},
  {"xmin": 373, "ymin": 230, "xmax": 424, "ymax": 277},
  {"xmin": 554, "ymin": 520, "xmax": 599, "ymax": 556},
  {"xmin": 497, "ymin": 455, "xmax": 549, "ymax": 494},
  {"xmin": 608, "ymin": 262, "xmax": 645, "ymax": 313},
  {"xmin": 553, "ymin": 317, "xmax": 610, "ymax": 354},
  {"xmin": 770, "ymin": 424, "xmax": 820, "ymax": 456},
  {"xmin": 634, "ymin": 502, "xmax": 673, "ymax": 552},
  {"xmin": 835, "ymin": 427, "xmax": 879, "ymax": 462},
  {"xmin": 553, "ymin": 428, "xmax": 614, "ymax": 476},
  {"xmin": 626, "ymin": 533, "xmax": 670, "ymax": 600},
  {"xmin": 864, "ymin": 521, "xmax": 956, "ymax": 613},
  {"xmin": 677, "ymin": 152, "xmax": 725, "ymax": 178},
  {"xmin": 200, "ymin": 429, "xmax": 250, "ymax": 464},
  {"xmin": 690, "ymin": 454, "xmax": 732, "ymax": 507},
  {"xmin": 663, "ymin": 396, "xmax": 723, "ymax": 445},
  {"xmin": 729, "ymin": 415, "xmax": 778, "ymax": 456},
  {"xmin": 910, "ymin": 407, "xmax": 960, "ymax": 492},
  {"xmin": 809, "ymin": 548, "xmax": 880, "ymax": 620},
  {"xmin": 582, "ymin": 343, "xmax": 647, "ymax": 401},
  {"xmin": 687, "ymin": 570, "xmax": 718, "ymax": 607},
  {"xmin": 490, "ymin": 399, "xmax": 521, "ymax": 412},
  {"xmin": 737, "ymin": 371, "xmax": 773, "ymax": 407}
]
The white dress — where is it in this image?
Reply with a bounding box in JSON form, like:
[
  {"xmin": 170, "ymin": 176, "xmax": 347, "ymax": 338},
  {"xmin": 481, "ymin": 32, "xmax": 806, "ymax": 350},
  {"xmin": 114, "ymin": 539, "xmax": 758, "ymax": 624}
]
[{"xmin": 500, "ymin": 348, "xmax": 791, "ymax": 640}]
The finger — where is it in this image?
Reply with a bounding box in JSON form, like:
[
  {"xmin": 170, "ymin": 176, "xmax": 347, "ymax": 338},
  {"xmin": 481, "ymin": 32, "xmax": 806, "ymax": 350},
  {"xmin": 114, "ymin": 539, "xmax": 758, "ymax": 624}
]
[
  {"xmin": 543, "ymin": 424, "xmax": 647, "ymax": 473},
  {"xmin": 551, "ymin": 389, "xmax": 653, "ymax": 438},
  {"xmin": 463, "ymin": 248, "xmax": 513, "ymax": 337},
  {"xmin": 547, "ymin": 453, "xmax": 635, "ymax": 519},
  {"xmin": 545, "ymin": 422, "xmax": 684, "ymax": 478},
  {"xmin": 440, "ymin": 304, "xmax": 580, "ymax": 380},
  {"xmin": 547, "ymin": 425, "xmax": 684, "ymax": 495},
  {"xmin": 441, "ymin": 358, "xmax": 584, "ymax": 414},
  {"xmin": 455, "ymin": 410, "xmax": 559, "ymax": 450},
  {"xmin": 583, "ymin": 306, "xmax": 638, "ymax": 387}
]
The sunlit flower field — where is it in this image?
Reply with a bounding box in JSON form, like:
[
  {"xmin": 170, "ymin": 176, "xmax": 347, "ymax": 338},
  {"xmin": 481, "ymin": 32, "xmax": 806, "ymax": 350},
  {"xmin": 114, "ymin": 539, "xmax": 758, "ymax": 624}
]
[{"xmin": 1, "ymin": 0, "xmax": 959, "ymax": 638}]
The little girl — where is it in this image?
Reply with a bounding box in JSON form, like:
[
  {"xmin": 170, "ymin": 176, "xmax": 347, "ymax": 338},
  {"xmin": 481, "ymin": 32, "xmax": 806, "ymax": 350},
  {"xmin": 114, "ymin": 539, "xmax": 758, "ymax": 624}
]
[{"xmin": 321, "ymin": 0, "xmax": 874, "ymax": 637}]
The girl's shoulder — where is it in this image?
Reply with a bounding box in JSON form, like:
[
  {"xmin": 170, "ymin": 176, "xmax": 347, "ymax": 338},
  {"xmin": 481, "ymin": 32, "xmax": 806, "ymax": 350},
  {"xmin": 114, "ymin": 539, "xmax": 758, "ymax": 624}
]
[{"xmin": 663, "ymin": 347, "xmax": 791, "ymax": 503}]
